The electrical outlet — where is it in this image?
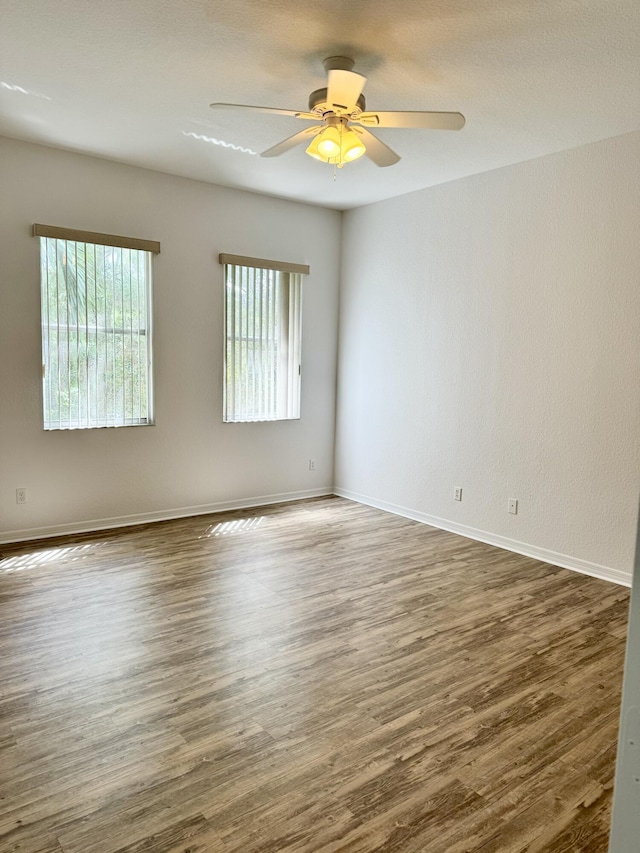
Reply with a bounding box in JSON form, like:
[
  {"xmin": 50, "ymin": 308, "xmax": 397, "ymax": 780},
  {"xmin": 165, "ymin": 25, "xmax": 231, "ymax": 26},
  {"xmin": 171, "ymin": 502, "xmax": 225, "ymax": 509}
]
[
  {"xmin": 454, "ymin": 487, "xmax": 463, "ymax": 502},
  {"xmin": 308, "ymin": 459, "xmax": 316, "ymax": 471},
  {"xmin": 508, "ymin": 498, "xmax": 518, "ymax": 515},
  {"xmin": 16, "ymin": 488, "xmax": 27, "ymax": 505}
]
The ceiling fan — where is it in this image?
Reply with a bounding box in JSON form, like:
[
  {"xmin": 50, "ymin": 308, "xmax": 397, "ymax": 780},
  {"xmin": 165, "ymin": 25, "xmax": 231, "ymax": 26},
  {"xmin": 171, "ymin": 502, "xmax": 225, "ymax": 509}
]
[{"xmin": 210, "ymin": 56, "xmax": 465, "ymax": 169}]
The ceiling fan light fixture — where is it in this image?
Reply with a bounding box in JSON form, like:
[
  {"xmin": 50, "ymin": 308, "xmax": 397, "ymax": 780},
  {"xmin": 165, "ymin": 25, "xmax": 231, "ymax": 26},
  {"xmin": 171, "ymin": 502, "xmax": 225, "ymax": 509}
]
[{"xmin": 305, "ymin": 122, "xmax": 366, "ymax": 166}]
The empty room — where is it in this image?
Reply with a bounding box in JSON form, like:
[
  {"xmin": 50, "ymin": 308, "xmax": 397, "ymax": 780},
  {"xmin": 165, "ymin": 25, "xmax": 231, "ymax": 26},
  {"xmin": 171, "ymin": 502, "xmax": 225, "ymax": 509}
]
[{"xmin": 1, "ymin": 2, "xmax": 640, "ymax": 851}]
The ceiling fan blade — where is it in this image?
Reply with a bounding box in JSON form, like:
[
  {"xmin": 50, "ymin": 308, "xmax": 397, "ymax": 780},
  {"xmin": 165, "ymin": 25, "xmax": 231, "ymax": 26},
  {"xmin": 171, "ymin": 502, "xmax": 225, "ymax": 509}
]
[
  {"xmin": 210, "ymin": 103, "xmax": 318, "ymax": 121},
  {"xmin": 326, "ymin": 70, "xmax": 367, "ymax": 113},
  {"xmin": 355, "ymin": 127, "xmax": 400, "ymax": 167},
  {"xmin": 261, "ymin": 126, "xmax": 323, "ymax": 158},
  {"xmin": 356, "ymin": 110, "xmax": 465, "ymax": 130}
]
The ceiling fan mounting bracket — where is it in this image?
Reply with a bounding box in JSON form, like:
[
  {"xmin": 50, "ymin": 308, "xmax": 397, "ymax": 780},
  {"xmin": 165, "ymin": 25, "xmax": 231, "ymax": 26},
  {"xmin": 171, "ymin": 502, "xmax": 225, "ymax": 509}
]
[{"xmin": 322, "ymin": 56, "xmax": 355, "ymax": 73}]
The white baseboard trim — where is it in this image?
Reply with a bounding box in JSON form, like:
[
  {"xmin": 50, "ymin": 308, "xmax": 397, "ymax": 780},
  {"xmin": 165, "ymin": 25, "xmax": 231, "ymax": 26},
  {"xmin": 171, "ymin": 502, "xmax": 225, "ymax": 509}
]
[
  {"xmin": 4, "ymin": 486, "xmax": 631, "ymax": 588},
  {"xmin": 334, "ymin": 488, "xmax": 632, "ymax": 588},
  {"xmin": 0, "ymin": 487, "xmax": 333, "ymax": 545}
]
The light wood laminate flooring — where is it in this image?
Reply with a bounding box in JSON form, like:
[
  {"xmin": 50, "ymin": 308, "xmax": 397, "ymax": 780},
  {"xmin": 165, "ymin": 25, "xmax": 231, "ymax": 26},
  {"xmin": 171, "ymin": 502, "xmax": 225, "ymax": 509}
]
[{"xmin": 0, "ymin": 497, "xmax": 630, "ymax": 852}]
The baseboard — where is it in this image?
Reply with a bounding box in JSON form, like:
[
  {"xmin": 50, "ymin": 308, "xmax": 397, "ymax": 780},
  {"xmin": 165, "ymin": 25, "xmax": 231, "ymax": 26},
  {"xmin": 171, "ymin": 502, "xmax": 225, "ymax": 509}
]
[
  {"xmin": 4, "ymin": 486, "xmax": 632, "ymax": 588},
  {"xmin": 334, "ymin": 488, "xmax": 632, "ymax": 588},
  {"xmin": 0, "ymin": 487, "xmax": 333, "ymax": 545}
]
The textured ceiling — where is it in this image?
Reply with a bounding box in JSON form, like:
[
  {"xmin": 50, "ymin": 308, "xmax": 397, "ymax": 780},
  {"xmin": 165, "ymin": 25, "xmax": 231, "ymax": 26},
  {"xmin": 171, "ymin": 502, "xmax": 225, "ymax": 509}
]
[{"xmin": 1, "ymin": 0, "xmax": 639, "ymax": 209}]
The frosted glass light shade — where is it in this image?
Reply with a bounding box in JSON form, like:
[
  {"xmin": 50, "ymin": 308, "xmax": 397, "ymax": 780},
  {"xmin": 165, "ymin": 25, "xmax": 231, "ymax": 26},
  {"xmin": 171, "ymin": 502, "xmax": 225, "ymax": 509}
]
[
  {"xmin": 342, "ymin": 129, "xmax": 366, "ymax": 161},
  {"xmin": 316, "ymin": 127, "xmax": 341, "ymax": 157},
  {"xmin": 305, "ymin": 124, "xmax": 366, "ymax": 166}
]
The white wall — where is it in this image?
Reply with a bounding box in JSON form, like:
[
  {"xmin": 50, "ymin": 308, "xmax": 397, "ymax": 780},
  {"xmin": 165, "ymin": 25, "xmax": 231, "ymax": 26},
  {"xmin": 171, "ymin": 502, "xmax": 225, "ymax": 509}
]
[
  {"xmin": 0, "ymin": 137, "xmax": 341, "ymax": 541},
  {"xmin": 335, "ymin": 131, "xmax": 640, "ymax": 582},
  {"xmin": 4, "ymin": 131, "xmax": 640, "ymax": 577}
]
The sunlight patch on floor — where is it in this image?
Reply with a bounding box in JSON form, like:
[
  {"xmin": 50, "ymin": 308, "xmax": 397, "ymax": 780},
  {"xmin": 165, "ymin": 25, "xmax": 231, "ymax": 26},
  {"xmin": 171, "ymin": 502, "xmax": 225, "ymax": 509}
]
[
  {"xmin": 0, "ymin": 543, "xmax": 96, "ymax": 573},
  {"xmin": 200, "ymin": 516, "xmax": 265, "ymax": 538}
]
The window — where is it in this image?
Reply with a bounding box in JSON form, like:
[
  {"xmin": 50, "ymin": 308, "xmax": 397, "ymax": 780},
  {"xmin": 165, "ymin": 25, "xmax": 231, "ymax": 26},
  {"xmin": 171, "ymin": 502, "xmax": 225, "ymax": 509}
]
[
  {"xmin": 220, "ymin": 254, "xmax": 307, "ymax": 422},
  {"xmin": 34, "ymin": 224, "xmax": 159, "ymax": 430}
]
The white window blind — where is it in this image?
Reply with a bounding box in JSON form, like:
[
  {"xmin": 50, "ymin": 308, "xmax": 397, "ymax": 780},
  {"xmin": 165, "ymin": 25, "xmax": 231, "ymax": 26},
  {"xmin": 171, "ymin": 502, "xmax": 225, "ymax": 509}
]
[
  {"xmin": 35, "ymin": 225, "xmax": 157, "ymax": 430},
  {"xmin": 221, "ymin": 256, "xmax": 306, "ymax": 423}
]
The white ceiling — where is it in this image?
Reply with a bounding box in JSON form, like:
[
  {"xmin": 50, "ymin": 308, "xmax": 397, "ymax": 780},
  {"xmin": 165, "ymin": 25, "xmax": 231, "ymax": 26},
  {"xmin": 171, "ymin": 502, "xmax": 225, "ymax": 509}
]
[{"xmin": 1, "ymin": 0, "xmax": 639, "ymax": 210}]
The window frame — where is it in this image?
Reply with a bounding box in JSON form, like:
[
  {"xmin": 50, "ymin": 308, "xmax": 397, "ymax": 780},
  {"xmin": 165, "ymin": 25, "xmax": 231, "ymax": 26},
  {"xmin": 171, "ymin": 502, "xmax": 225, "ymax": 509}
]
[
  {"xmin": 220, "ymin": 254, "xmax": 308, "ymax": 424},
  {"xmin": 34, "ymin": 224, "xmax": 159, "ymax": 431}
]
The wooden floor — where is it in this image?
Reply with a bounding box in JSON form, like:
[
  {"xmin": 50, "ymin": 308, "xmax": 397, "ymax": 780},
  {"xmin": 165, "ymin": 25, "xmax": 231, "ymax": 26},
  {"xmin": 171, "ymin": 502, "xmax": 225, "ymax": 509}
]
[{"xmin": 0, "ymin": 497, "xmax": 630, "ymax": 853}]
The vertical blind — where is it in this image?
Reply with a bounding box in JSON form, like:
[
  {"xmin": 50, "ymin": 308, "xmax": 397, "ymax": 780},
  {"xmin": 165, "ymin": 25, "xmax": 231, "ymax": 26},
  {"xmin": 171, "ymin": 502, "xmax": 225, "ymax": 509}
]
[
  {"xmin": 38, "ymin": 234, "xmax": 154, "ymax": 429},
  {"xmin": 223, "ymin": 263, "xmax": 303, "ymax": 422}
]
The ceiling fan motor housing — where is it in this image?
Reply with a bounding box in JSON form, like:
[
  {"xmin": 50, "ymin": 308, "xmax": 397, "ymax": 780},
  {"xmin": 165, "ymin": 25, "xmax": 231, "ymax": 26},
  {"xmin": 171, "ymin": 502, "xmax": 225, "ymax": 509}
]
[{"xmin": 308, "ymin": 88, "xmax": 366, "ymax": 116}]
